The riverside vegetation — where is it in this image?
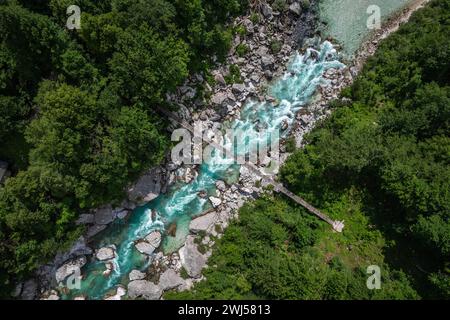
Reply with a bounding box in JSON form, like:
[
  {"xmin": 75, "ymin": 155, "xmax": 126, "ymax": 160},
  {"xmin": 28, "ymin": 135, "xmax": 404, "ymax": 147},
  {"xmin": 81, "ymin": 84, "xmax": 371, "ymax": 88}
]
[
  {"xmin": 166, "ymin": 0, "xmax": 450, "ymax": 300},
  {"xmin": 0, "ymin": 0, "xmax": 249, "ymax": 297}
]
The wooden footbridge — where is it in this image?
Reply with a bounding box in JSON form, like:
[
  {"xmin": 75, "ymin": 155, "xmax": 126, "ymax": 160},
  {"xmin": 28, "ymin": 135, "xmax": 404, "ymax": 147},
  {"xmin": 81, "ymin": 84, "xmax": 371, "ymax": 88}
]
[{"xmin": 157, "ymin": 107, "xmax": 344, "ymax": 232}]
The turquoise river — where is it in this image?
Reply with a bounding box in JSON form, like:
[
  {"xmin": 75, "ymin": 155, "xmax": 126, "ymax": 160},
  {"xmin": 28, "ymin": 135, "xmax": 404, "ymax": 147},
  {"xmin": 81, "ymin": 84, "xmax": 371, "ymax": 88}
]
[{"xmin": 63, "ymin": 41, "xmax": 345, "ymax": 299}]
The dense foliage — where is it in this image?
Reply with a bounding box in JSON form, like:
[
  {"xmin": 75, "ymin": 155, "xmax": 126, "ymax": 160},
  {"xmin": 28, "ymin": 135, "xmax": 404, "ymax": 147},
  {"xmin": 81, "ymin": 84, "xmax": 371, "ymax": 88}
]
[
  {"xmin": 0, "ymin": 0, "xmax": 247, "ymax": 296},
  {"xmin": 166, "ymin": 0, "xmax": 449, "ymax": 299}
]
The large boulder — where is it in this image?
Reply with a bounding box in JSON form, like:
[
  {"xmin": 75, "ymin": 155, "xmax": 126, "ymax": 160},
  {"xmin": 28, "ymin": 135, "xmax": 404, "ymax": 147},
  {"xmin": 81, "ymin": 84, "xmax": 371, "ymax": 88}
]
[
  {"xmin": 55, "ymin": 256, "xmax": 87, "ymax": 283},
  {"xmin": 134, "ymin": 231, "xmax": 161, "ymax": 255},
  {"xmin": 135, "ymin": 241, "xmax": 156, "ymax": 255},
  {"xmin": 189, "ymin": 211, "xmax": 218, "ymax": 233},
  {"xmin": 129, "ymin": 270, "xmax": 146, "ymax": 281},
  {"xmin": 128, "ymin": 167, "xmax": 162, "ymax": 205},
  {"xmin": 96, "ymin": 246, "xmax": 115, "ymax": 261},
  {"xmin": 179, "ymin": 235, "xmax": 207, "ymax": 278},
  {"xmin": 94, "ymin": 205, "xmax": 116, "ymax": 225},
  {"xmin": 145, "ymin": 231, "xmax": 162, "ymax": 248},
  {"xmin": 158, "ymin": 269, "xmax": 184, "ymax": 291},
  {"xmin": 86, "ymin": 224, "xmax": 107, "ymax": 238},
  {"xmin": 53, "ymin": 236, "xmax": 92, "ymax": 267},
  {"xmin": 127, "ymin": 280, "xmax": 162, "ymax": 300}
]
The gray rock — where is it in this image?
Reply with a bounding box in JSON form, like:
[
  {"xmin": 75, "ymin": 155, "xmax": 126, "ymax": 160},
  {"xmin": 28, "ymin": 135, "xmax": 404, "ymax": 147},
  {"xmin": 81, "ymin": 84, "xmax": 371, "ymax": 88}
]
[
  {"xmin": 289, "ymin": 2, "xmax": 302, "ymax": 15},
  {"xmin": 145, "ymin": 231, "xmax": 162, "ymax": 248},
  {"xmin": 261, "ymin": 55, "xmax": 275, "ymax": 70},
  {"xmin": 75, "ymin": 214, "xmax": 94, "ymax": 225},
  {"xmin": 261, "ymin": 3, "xmax": 273, "ymax": 19},
  {"xmin": 242, "ymin": 18, "xmax": 254, "ymax": 34},
  {"xmin": 61, "ymin": 236, "xmax": 92, "ymax": 260},
  {"xmin": 129, "ymin": 269, "xmax": 146, "ymax": 281},
  {"xmin": 21, "ymin": 279, "xmax": 38, "ymax": 300},
  {"xmin": 44, "ymin": 293, "xmax": 60, "ymax": 300},
  {"xmin": 215, "ymin": 180, "xmax": 227, "ymax": 192},
  {"xmin": 179, "ymin": 236, "xmax": 207, "ymax": 278},
  {"xmin": 135, "ymin": 231, "xmax": 161, "ymax": 255},
  {"xmin": 11, "ymin": 283, "xmax": 23, "ymax": 298},
  {"xmin": 127, "ymin": 167, "xmax": 162, "ymax": 205},
  {"xmin": 105, "ymin": 286, "xmax": 126, "ymax": 300},
  {"xmin": 55, "ymin": 256, "xmax": 87, "ymax": 283},
  {"xmin": 189, "ymin": 211, "xmax": 218, "ymax": 233},
  {"xmin": 158, "ymin": 269, "xmax": 184, "ymax": 291},
  {"xmin": 232, "ymin": 83, "xmax": 246, "ymax": 94},
  {"xmin": 211, "ymin": 91, "xmax": 228, "ymax": 105},
  {"xmin": 135, "ymin": 241, "xmax": 156, "ymax": 255},
  {"xmin": 214, "ymin": 73, "xmax": 226, "ymax": 86},
  {"xmin": 94, "ymin": 205, "xmax": 116, "ymax": 225},
  {"xmin": 179, "ymin": 86, "xmax": 196, "ymax": 100},
  {"xmin": 209, "ymin": 196, "xmax": 222, "ymax": 208},
  {"xmin": 96, "ymin": 247, "xmax": 115, "ymax": 261},
  {"xmin": 127, "ymin": 280, "xmax": 162, "ymax": 300},
  {"xmin": 116, "ymin": 209, "xmax": 129, "ymax": 220},
  {"xmin": 86, "ymin": 224, "xmax": 107, "ymax": 238}
]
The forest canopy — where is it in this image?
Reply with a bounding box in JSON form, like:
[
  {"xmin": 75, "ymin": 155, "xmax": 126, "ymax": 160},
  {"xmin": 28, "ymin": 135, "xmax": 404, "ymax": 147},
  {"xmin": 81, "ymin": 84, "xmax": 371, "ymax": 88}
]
[{"xmin": 0, "ymin": 0, "xmax": 247, "ymax": 296}]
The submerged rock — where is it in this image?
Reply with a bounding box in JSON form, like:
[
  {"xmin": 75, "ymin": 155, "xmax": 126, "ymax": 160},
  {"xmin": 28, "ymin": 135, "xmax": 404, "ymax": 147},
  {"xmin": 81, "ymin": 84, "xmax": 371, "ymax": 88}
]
[{"xmin": 127, "ymin": 280, "xmax": 162, "ymax": 300}]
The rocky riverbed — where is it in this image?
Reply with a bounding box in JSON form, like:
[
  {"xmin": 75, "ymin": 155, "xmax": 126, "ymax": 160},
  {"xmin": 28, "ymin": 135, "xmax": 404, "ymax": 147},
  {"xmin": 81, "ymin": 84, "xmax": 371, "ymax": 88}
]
[{"xmin": 14, "ymin": 0, "xmax": 428, "ymax": 300}]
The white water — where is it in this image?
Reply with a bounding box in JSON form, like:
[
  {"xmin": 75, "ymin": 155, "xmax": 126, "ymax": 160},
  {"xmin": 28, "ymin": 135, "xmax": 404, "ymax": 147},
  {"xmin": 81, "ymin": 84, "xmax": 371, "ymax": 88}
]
[{"xmin": 64, "ymin": 41, "xmax": 345, "ymax": 299}]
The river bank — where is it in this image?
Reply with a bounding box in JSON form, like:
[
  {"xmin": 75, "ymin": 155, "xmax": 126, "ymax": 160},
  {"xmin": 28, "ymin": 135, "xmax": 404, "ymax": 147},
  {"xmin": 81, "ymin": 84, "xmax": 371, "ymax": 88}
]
[{"xmin": 15, "ymin": 0, "xmax": 430, "ymax": 300}]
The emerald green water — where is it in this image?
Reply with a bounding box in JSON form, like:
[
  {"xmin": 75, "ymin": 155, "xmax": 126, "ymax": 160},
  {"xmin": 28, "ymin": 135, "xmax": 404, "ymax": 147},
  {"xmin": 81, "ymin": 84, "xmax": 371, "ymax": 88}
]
[
  {"xmin": 319, "ymin": 0, "xmax": 413, "ymax": 55},
  {"xmin": 62, "ymin": 41, "xmax": 345, "ymax": 299}
]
